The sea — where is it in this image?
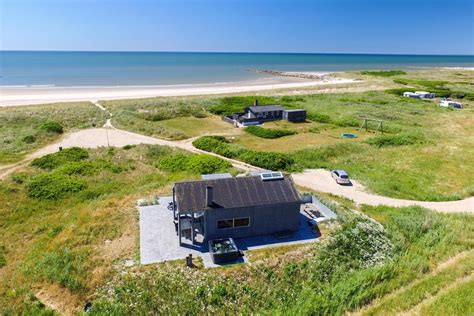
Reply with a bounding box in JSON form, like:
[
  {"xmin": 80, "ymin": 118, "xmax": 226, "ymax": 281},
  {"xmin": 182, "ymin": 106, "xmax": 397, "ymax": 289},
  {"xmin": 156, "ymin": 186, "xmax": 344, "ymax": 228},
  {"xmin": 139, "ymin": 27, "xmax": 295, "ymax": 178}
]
[{"xmin": 1, "ymin": 51, "xmax": 473, "ymax": 87}]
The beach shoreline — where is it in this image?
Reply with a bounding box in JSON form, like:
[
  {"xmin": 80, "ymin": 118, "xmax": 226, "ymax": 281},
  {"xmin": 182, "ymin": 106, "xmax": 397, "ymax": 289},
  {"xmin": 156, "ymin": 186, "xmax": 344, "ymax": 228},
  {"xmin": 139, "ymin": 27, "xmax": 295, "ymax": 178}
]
[{"xmin": 0, "ymin": 76, "xmax": 359, "ymax": 107}]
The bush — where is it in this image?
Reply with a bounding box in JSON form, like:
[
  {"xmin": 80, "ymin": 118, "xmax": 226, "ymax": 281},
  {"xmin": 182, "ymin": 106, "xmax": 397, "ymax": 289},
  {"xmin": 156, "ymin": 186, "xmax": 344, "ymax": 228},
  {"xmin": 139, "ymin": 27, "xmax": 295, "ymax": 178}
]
[
  {"xmin": 310, "ymin": 214, "xmax": 394, "ymax": 283},
  {"xmin": 31, "ymin": 147, "xmax": 89, "ymax": 170},
  {"xmin": 186, "ymin": 155, "xmax": 232, "ymax": 174},
  {"xmin": 56, "ymin": 160, "xmax": 122, "ymax": 176},
  {"xmin": 159, "ymin": 152, "xmax": 231, "ymax": 174},
  {"xmin": 245, "ymin": 126, "xmax": 297, "ymax": 139},
  {"xmin": 122, "ymin": 144, "xmax": 136, "ymax": 150},
  {"xmin": 365, "ymin": 133, "xmax": 427, "ymax": 148},
  {"xmin": 240, "ymin": 151, "xmax": 293, "ymax": 170},
  {"xmin": 361, "ymin": 70, "xmax": 407, "ymax": 77},
  {"xmin": 308, "ymin": 112, "xmax": 332, "ymax": 124},
  {"xmin": 158, "ymin": 153, "xmax": 190, "ymax": 172},
  {"xmin": 22, "ymin": 135, "xmax": 36, "ymax": 144},
  {"xmin": 39, "ymin": 121, "xmax": 64, "ymax": 134},
  {"xmin": 193, "ymin": 136, "xmax": 294, "ymax": 170},
  {"xmin": 27, "ymin": 173, "xmax": 87, "ymax": 200}
]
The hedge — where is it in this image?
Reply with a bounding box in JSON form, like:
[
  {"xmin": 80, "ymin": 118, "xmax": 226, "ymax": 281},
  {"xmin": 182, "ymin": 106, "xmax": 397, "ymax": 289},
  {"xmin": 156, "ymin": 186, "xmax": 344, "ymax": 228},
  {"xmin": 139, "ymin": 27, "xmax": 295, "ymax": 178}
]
[
  {"xmin": 245, "ymin": 126, "xmax": 296, "ymax": 139},
  {"xmin": 193, "ymin": 136, "xmax": 294, "ymax": 171}
]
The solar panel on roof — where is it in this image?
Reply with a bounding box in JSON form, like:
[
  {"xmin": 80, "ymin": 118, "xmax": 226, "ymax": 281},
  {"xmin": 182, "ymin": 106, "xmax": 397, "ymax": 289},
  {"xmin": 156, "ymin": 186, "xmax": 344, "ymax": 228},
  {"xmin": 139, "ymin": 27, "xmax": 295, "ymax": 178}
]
[{"xmin": 260, "ymin": 172, "xmax": 284, "ymax": 181}]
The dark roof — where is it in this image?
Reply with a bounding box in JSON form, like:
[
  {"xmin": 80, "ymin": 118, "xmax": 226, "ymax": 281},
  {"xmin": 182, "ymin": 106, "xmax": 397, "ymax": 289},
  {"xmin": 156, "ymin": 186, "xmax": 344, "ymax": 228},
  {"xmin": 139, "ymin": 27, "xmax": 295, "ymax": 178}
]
[
  {"xmin": 247, "ymin": 104, "xmax": 284, "ymax": 113},
  {"xmin": 284, "ymin": 109, "xmax": 306, "ymax": 113},
  {"xmin": 175, "ymin": 175, "xmax": 301, "ymax": 212}
]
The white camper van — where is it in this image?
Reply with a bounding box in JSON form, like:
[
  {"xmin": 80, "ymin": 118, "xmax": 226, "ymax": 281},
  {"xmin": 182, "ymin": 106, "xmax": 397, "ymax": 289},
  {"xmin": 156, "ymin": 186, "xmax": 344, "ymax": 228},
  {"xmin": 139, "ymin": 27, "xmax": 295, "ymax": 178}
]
[{"xmin": 440, "ymin": 100, "xmax": 463, "ymax": 109}]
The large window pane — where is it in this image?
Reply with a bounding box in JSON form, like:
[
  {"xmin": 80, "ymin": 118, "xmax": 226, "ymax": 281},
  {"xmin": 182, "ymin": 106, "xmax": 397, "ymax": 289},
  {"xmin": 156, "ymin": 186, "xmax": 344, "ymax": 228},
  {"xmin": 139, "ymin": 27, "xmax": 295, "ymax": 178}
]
[
  {"xmin": 234, "ymin": 217, "xmax": 250, "ymax": 227},
  {"xmin": 217, "ymin": 219, "xmax": 233, "ymax": 229}
]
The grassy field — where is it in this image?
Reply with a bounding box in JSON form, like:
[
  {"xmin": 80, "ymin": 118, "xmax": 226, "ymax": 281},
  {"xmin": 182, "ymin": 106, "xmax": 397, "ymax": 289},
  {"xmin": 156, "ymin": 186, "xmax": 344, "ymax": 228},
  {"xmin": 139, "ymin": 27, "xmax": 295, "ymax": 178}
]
[
  {"xmin": 89, "ymin": 204, "xmax": 473, "ymax": 315},
  {"xmin": 101, "ymin": 96, "xmax": 239, "ymax": 140},
  {"xmin": 1, "ymin": 69, "xmax": 473, "ymax": 314},
  {"xmin": 194, "ymin": 88, "xmax": 474, "ymax": 201},
  {"xmin": 0, "ymin": 144, "xmax": 234, "ymax": 314},
  {"xmin": 0, "ymin": 102, "xmax": 106, "ymax": 164}
]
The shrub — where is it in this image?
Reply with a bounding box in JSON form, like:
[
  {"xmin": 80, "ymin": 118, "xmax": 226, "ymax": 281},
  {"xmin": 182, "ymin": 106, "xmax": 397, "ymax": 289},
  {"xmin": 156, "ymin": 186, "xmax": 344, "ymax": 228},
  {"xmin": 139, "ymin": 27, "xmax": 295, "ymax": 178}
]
[
  {"xmin": 22, "ymin": 135, "xmax": 36, "ymax": 143},
  {"xmin": 240, "ymin": 151, "xmax": 293, "ymax": 170},
  {"xmin": 39, "ymin": 121, "xmax": 64, "ymax": 134},
  {"xmin": 365, "ymin": 133, "xmax": 427, "ymax": 148},
  {"xmin": 245, "ymin": 126, "xmax": 297, "ymax": 139},
  {"xmin": 159, "ymin": 152, "xmax": 231, "ymax": 174},
  {"xmin": 193, "ymin": 136, "xmax": 294, "ymax": 170},
  {"xmin": 308, "ymin": 112, "xmax": 332, "ymax": 124},
  {"xmin": 31, "ymin": 147, "xmax": 89, "ymax": 170},
  {"xmin": 186, "ymin": 155, "xmax": 232, "ymax": 174},
  {"xmin": 122, "ymin": 144, "xmax": 136, "ymax": 150},
  {"xmin": 309, "ymin": 214, "xmax": 394, "ymax": 284},
  {"xmin": 158, "ymin": 153, "xmax": 190, "ymax": 172},
  {"xmin": 361, "ymin": 70, "xmax": 407, "ymax": 77},
  {"xmin": 27, "ymin": 173, "xmax": 87, "ymax": 200}
]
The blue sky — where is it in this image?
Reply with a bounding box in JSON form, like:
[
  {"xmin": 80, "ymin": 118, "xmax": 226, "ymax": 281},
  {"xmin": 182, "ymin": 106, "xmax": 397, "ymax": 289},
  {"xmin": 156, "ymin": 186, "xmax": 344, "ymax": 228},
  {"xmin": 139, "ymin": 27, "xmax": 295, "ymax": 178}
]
[{"xmin": 1, "ymin": 0, "xmax": 473, "ymax": 55}]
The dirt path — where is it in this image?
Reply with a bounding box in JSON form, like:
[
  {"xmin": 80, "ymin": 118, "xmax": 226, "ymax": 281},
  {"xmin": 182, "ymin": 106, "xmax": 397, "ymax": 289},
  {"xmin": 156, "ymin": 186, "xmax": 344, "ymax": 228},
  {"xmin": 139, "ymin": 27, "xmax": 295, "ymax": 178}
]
[
  {"xmin": 292, "ymin": 169, "xmax": 474, "ymax": 213},
  {"xmin": 354, "ymin": 250, "xmax": 473, "ymax": 315},
  {"xmin": 1, "ymin": 121, "xmax": 472, "ymax": 213}
]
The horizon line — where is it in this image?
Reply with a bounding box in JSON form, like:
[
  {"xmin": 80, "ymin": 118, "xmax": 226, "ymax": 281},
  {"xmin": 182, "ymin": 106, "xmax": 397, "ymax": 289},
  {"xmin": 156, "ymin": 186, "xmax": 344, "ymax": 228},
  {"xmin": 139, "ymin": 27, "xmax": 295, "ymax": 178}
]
[{"xmin": 1, "ymin": 49, "xmax": 473, "ymax": 57}]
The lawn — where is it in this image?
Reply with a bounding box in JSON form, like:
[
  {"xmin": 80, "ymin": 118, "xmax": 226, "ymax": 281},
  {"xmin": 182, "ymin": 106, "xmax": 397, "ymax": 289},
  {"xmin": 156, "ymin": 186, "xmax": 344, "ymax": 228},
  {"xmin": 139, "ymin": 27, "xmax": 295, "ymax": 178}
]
[
  {"xmin": 101, "ymin": 96, "xmax": 238, "ymax": 140},
  {"xmin": 0, "ymin": 102, "xmax": 106, "ymax": 164},
  {"xmin": 194, "ymin": 87, "xmax": 474, "ymax": 201}
]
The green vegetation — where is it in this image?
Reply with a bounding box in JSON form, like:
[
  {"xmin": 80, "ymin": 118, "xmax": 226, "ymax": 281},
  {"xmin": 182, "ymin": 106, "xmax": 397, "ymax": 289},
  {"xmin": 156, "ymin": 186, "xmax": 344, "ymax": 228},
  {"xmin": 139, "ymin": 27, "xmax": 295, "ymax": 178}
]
[
  {"xmin": 27, "ymin": 173, "xmax": 87, "ymax": 200},
  {"xmin": 244, "ymin": 125, "xmax": 297, "ymax": 139},
  {"xmin": 158, "ymin": 152, "xmax": 232, "ymax": 174},
  {"xmin": 193, "ymin": 136, "xmax": 294, "ymax": 170},
  {"xmin": 360, "ymin": 70, "xmax": 407, "ymax": 77},
  {"xmin": 387, "ymin": 78, "xmax": 474, "ymax": 100},
  {"xmin": 419, "ymin": 278, "xmax": 474, "ymax": 315},
  {"xmin": 0, "ymin": 144, "xmax": 235, "ymax": 314},
  {"xmin": 365, "ymin": 132, "xmax": 427, "ymax": 148},
  {"xmin": 0, "ymin": 102, "xmax": 105, "ymax": 164},
  {"xmin": 196, "ymin": 90, "xmax": 473, "ymax": 201},
  {"xmin": 89, "ymin": 205, "xmax": 473, "ymax": 315},
  {"xmin": 31, "ymin": 147, "xmax": 89, "ymax": 170},
  {"xmin": 39, "ymin": 121, "xmax": 64, "ymax": 134},
  {"xmin": 102, "ymin": 97, "xmax": 237, "ymax": 140}
]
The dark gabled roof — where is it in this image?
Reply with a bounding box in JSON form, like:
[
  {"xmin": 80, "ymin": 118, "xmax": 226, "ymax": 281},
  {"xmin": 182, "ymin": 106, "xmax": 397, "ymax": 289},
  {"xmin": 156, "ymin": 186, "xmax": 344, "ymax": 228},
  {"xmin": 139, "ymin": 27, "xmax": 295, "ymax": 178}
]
[
  {"xmin": 175, "ymin": 175, "xmax": 301, "ymax": 212},
  {"xmin": 247, "ymin": 104, "xmax": 284, "ymax": 113},
  {"xmin": 284, "ymin": 109, "xmax": 306, "ymax": 113}
]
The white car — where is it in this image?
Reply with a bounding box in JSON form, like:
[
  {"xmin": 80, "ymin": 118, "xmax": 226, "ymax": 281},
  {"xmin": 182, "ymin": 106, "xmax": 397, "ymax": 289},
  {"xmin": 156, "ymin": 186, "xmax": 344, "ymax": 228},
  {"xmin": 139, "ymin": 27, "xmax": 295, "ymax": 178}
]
[{"xmin": 331, "ymin": 170, "xmax": 351, "ymax": 185}]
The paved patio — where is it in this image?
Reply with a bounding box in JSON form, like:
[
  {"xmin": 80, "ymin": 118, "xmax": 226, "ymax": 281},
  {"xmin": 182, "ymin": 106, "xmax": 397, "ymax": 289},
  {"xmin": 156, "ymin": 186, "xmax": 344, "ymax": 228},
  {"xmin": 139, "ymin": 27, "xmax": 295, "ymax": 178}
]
[{"xmin": 139, "ymin": 196, "xmax": 332, "ymax": 268}]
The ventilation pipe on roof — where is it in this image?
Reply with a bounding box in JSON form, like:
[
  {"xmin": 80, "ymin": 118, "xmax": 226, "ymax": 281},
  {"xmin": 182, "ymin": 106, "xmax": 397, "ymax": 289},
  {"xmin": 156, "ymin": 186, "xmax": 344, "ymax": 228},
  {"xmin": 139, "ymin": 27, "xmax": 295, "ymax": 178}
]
[
  {"xmin": 206, "ymin": 186, "xmax": 213, "ymax": 207},
  {"xmin": 254, "ymin": 99, "xmax": 258, "ymax": 106}
]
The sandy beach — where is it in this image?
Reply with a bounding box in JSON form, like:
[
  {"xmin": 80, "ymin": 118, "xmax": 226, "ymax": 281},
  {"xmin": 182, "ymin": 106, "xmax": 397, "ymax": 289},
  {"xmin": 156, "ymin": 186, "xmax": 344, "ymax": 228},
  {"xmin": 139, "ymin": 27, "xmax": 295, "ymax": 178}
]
[{"xmin": 0, "ymin": 76, "xmax": 358, "ymax": 107}]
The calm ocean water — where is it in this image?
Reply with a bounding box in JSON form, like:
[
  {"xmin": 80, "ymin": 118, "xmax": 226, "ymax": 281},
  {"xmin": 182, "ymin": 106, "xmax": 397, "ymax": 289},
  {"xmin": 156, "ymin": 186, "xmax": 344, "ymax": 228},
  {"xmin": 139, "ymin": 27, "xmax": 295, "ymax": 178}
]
[{"xmin": 1, "ymin": 51, "xmax": 473, "ymax": 86}]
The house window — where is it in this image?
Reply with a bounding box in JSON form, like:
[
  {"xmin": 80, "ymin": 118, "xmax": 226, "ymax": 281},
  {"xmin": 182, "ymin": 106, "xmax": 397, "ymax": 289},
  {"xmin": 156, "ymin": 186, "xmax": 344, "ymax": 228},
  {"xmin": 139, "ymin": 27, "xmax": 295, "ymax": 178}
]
[
  {"xmin": 217, "ymin": 219, "xmax": 234, "ymax": 229},
  {"xmin": 217, "ymin": 217, "xmax": 250, "ymax": 229},
  {"xmin": 234, "ymin": 217, "xmax": 250, "ymax": 227}
]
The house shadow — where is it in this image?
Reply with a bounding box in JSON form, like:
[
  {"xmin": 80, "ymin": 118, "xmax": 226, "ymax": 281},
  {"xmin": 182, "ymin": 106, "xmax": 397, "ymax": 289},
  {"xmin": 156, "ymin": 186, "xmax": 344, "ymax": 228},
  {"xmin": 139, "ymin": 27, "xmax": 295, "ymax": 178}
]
[{"xmin": 232, "ymin": 212, "xmax": 321, "ymax": 251}]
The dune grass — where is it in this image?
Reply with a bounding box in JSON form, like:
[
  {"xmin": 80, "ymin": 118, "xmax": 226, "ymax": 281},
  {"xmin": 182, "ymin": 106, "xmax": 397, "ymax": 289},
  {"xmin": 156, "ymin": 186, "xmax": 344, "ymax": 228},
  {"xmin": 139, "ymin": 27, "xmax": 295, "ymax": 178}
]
[
  {"xmin": 418, "ymin": 277, "xmax": 474, "ymax": 316},
  {"xmin": 0, "ymin": 102, "xmax": 105, "ymax": 164},
  {"xmin": 0, "ymin": 144, "xmax": 234, "ymax": 314},
  {"xmin": 89, "ymin": 205, "xmax": 473, "ymax": 315}
]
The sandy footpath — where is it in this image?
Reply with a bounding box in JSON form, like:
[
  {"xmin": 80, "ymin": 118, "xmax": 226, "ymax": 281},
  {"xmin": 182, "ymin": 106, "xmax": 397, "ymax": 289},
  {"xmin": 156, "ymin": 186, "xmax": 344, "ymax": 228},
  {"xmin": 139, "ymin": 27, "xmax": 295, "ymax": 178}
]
[
  {"xmin": 0, "ymin": 77, "xmax": 358, "ymax": 107},
  {"xmin": 1, "ymin": 126, "xmax": 472, "ymax": 213},
  {"xmin": 292, "ymin": 169, "xmax": 474, "ymax": 214}
]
